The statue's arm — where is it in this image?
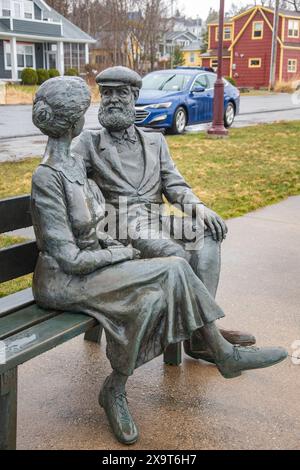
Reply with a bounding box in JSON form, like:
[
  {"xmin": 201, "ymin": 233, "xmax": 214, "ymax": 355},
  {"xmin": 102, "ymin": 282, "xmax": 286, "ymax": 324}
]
[
  {"xmin": 159, "ymin": 134, "xmax": 204, "ymax": 208},
  {"xmin": 31, "ymin": 167, "xmax": 134, "ymax": 275},
  {"xmin": 159, "ymin": 135, "xmax": 228, "ymax": 242}
]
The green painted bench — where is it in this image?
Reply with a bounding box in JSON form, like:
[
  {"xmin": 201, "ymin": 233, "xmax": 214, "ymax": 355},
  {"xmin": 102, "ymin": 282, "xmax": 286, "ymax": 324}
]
[{"xmin": 0, "ymin": 194, "xmax": 182, "ymax": 450}]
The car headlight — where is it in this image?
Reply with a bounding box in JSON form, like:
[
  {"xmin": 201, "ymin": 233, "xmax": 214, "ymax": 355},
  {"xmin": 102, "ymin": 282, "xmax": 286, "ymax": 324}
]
[{"xmin": 146, "ymin": 102, "xmax": 173, "ymax": 109}]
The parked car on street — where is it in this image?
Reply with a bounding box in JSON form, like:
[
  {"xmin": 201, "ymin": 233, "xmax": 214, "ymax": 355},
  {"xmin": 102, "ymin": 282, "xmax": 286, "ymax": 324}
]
[{"xmin": 135, "ymin": 67, "xmax": 240, "ymax": 134}]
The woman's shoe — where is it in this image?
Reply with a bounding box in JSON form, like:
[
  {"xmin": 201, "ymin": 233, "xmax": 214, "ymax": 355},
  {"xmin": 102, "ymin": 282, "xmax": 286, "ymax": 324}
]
[
  {"xmin": 216, "ymin": 345, "xmax": 288, "ymax": 379},
  {"xmin": 99, "ymin": 377, "xmax": 139, "ymax": 445}
]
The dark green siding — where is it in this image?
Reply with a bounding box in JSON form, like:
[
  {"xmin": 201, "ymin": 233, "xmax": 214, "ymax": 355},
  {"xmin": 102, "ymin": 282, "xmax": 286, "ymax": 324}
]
[
  {"xmin": 35, "ymin": 43, "xmax": 44, "ymax": 68},
  {"xmin": 0, "ymin": 40, "xmax": 12, "ymax": 80}
]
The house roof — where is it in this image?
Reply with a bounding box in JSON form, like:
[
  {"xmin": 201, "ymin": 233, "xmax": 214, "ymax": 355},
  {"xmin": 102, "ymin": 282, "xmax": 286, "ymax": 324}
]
[
  {"xmin": 182, "ymin": 40, "xmax": 202, "ymax": 52},
  {"xmin": 41, "ymin": 1, "xmax": 95, "ymax": 42},
  {"xmin": 165, "ymin": 30, "xmax": 197, "ymax": 41},
  {"xmin": 201, "ymin": 49, "xmax": 230, "ymax": 58},
  {"xmin": 208, "ymin": 6, "xmax": 300, "ymax": 25}
]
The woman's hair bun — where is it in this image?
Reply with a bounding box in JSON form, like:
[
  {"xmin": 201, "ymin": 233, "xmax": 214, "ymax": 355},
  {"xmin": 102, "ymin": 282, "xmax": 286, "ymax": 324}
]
[{"xmin": 33, "ymin": 99, "xmax": 54, "ymax": 130}]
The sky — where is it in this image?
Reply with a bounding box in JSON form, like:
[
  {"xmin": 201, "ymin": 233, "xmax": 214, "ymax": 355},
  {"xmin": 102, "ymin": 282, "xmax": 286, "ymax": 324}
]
[{"xmin": 176, "ymin": 0, "xmax": 251, "ymax": 20}]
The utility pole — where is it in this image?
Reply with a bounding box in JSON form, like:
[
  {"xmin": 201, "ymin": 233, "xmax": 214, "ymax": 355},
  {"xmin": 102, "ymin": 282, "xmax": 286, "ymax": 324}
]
[
  {"xmin": 269, "ymin": 0, "xmax": 280, "ymax": 90},
  {"xmin": 207, "ymin": 0, "xmax": 228, "ymax": 138}
]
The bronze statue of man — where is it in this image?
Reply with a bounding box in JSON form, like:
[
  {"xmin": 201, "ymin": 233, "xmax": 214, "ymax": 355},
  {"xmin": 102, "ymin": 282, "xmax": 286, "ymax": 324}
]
[{"xmin": 73, "ymin": 66, "xmax": 255, "ymax": 360}]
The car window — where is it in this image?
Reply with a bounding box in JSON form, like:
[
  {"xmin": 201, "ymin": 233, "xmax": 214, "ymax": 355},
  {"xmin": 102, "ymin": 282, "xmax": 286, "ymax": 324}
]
[
  {"xmin": 142, "ymin": 73, "xmax": 191, "ymax": 91},
  {"xmin": 207, "ymin": 73, "xmax": 217, "ymax": 88},
  {"xmin": 193, "ymin": 74, "xmax": 209, "ymax": 89}
]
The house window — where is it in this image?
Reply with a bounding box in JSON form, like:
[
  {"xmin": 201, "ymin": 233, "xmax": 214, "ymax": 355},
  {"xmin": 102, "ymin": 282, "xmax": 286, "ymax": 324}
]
[
  {"xmin": 215, "ymin": 26, "xmax": 232, "ymax": 41},
  {"xmin": 1, "ymin": 0, "xmax": 11, "ymax": 16},
  {"xmin": 249, "ymin": 58, "xmax": 262, "ymax": 68},
  {"xmin": 0, "ymin": 0, "xmax": 34, "ymax": 19},
  {"xmin": 288, "ymin": 59, "xmax": 297, "ymax": 73},
  {"xmin": 17, "ymin": 43, "xmax": 34, "ymax": 68},
  {"xmin": 64, "ymin": 43, "xmax": 86, "ymax": 72},
  {"xmin": 4, "ymin": 41, "xmax": 34, "ymax": 69},
  {"xmin": 288, "ymin": 20, "xmax": 299, "ymax": 38},
  {"xmin": 211, "ymin": 59, "xmax": 218, "ymax": 71},
  {"xmin": 4, "ymin": 41, "xmax": 11, "ymax": 68},
  {"xmin": 224, "ymin": 26, "xmax": 232, "ymax": 40},
  {"xmin": 24, "ymin": 0, "xmax": 33, "ymax": 19},
  {"xmin": 252, "ymin": 21, "xmax": 264, "ymax": 39}
]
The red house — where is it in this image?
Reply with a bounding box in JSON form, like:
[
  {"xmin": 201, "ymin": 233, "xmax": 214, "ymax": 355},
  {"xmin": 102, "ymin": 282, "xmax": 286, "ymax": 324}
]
[{"xmin": 201, "ymin": 5, "xmax": 300, "ymax": 87}]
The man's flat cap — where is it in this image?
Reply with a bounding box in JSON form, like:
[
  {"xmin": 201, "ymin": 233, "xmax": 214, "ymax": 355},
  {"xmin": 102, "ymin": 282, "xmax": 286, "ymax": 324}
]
[{"xmin": 96, "ymin": 66, "xmax": 142, "ymax": 89}]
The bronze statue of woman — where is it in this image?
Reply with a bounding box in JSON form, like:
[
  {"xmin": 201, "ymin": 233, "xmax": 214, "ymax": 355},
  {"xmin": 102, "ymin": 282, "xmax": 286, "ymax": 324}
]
[{"xmin": 31, "ymin": 76, "xmax": 287, "ymax": 446}]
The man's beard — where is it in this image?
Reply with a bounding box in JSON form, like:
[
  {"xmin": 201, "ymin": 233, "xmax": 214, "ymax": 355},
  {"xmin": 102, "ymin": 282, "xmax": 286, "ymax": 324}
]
[{"xmin": 98, "ymin": 103, "xmax": 136, "ymax": 131}]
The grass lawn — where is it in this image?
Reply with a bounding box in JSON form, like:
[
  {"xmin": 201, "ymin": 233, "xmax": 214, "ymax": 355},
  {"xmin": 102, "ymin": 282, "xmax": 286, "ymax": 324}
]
[
  {"xmin": 5, "ymin": 84, "xmax": 100, "ymax": 105},
  {"xmin": 1, "ymin": 120, "xmax": 300, "ymax": 297}
]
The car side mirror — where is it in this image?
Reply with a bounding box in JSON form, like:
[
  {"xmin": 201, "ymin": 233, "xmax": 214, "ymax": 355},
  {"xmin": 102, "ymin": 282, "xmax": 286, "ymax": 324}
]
[{"xmin": 191, "ymin": 86, "xmax": 205, "ymax": 94}]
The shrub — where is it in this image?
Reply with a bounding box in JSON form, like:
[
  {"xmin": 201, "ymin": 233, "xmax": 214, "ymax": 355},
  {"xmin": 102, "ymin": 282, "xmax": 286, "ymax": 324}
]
[
  {"xmin": 274, "ymin": 80, "xmax": 299, "ymax": 93},
  {"xmin": 65, "ymin": 68, "xmax": 79, "ymax": 76},
  {"xmin": 21, "ymin": 68, "xmax": 38, "ymax": 85},
  {"xmin": 48, "ymin": 68, "xmax": 60, "ymax": 78},
  {"xmin": 225, "ymin": 76, "xmax": 237, "ymax": 87},
  {"xmin": 37, "ymin": 69, "xmax": 50, "ymax": 85}
]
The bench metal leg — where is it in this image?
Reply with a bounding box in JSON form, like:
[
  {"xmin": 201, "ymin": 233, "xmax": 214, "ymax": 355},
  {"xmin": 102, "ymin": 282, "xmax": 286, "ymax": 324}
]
[
  {"xmin": 0, "ymin": 368, "xmax": 18, "ymax": 450},
  {"xmin": 84, "ymin": 325, "xmax": 103, "ymax": 344},
  {"xmin": 164, "ymin": 342, "xmax": 182, "ymax": 366}
]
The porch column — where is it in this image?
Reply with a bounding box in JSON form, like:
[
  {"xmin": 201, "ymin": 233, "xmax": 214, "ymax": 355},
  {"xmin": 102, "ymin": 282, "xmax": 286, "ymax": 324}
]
[
  {"xmin": 56, "ymin": 41, "xmax": 64, "ymax": 75},
  {"xmin": 85, "ymin": 43, "xmax": 89, "ymax": 65},
  {"xmin": 10, "ymin": 37, "xmax": 18, "ymax": 82}
]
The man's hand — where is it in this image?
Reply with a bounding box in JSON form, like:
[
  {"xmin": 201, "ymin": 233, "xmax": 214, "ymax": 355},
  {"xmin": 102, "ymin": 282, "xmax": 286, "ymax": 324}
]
[{"xmin": 203, "ymin": 207, "xmax": 228, "ymax": 242}]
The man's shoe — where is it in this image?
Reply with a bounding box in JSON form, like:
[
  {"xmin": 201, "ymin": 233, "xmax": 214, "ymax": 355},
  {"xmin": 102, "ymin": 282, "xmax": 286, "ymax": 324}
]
[
  {"xmin": 216, "ymin": 345, "xmax": 288, "ymax": 379},
  {"xmin": 220, "ymin": 329, "xmax": 256, "ymax": 347},
  {"xmin": 99, "ymin": 378, "xmax": 139, "ymax": 445},
  {"xmin": 184, "ymin": 328, "xmax": 256, "ymax": 364}
]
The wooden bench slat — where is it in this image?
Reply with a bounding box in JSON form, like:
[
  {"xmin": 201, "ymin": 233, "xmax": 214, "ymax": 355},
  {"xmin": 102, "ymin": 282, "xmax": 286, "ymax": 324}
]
[
  {"xmin": 0, "ymin": 312, "xmax": 97, "ymax": 374},
  {"xmin": 0, "ymin": 195, "xmax": 32, "ymax": 234},
  {"xmin": 0, "ymin": 241, "xmax": 38, "ymax": 283},
  {"xmin": 0, "ymin": 288, "xmax": 34, "ymax": 318},
  {"xmin": 0, "ymin": 304, "xmax": 60, "ymax": 340}
]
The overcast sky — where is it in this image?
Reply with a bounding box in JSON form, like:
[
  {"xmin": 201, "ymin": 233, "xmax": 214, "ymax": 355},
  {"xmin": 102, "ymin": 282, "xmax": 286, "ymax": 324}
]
[{"xmin": 176, "ymin": 0, "xmax": 251, "ymax": 20}]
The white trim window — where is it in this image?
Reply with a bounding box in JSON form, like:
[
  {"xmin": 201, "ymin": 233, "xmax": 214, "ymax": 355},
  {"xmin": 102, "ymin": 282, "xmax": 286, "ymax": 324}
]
[
  {"xmin": 64, "ymin": 42, "xmax": 86, "ymax": 72},
  {"xmin": 288, "ymin": 20, "xmax": 300, "ymax": 38},
  {"xmin": 24, "ymin": 0, "xmax": 33, "ymax": 19},
  {"xmin": 4, "ymin": 41, "xmax": 35, "ymax": 70},
  {"xmin": 0, "ymin": 0, "xmax": 34, "ymax": 19},
  {"xmin": 4, "ymin": 41, "xmax": 12, "ymax": 68},
  {"xmin": 0, "ymin": 0, "xmax": 12, "ymax": 16},
  {"xmin": 17, "ymin": 43, "xmax": 34, "ymax": 68},
  {"xmin": 288, "ymin": 59, "xmax": 297, "ymax": 73}
]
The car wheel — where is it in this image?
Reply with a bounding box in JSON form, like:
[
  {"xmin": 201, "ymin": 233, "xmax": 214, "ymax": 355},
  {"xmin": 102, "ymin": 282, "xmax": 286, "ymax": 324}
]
[
  {"xmin": 171, "ymin": 107, "xmax": 187, "ymax": 134},
  {"xmin": 224, "ymin": 102, "xmax": 235, "ymax": 128}
]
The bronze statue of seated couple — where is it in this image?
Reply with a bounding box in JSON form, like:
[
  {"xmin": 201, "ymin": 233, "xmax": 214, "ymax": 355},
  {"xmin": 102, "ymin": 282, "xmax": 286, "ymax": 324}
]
[{"xmin": 30, "ymin": 67, "xmax": 287, "ymax": 446}]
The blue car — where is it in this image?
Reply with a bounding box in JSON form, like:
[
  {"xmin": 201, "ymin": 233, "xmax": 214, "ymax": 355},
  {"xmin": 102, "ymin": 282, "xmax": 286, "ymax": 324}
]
[{"xmin": 135, "ymin": 67, "xmax": 240, "ymax": 134}]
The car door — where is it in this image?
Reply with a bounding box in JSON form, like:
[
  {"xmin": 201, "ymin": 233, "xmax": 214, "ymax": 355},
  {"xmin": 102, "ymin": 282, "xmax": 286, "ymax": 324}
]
[
  {"xmin": 206, "ymin": 73, "xmax": 218, "ymax": 121},
  {"xmin": 188, "ymin": 74, "xmax": 211, "ymax": 123}
]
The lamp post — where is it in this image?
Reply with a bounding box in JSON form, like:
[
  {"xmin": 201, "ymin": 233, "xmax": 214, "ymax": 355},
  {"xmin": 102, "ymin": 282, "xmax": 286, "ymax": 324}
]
[{"xmin": 207, "ymin": 0, "xmax": 228, "ymax": 138}]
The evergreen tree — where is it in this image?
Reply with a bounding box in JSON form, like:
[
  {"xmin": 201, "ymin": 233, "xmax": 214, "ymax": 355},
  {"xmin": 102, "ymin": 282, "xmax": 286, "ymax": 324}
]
[{"xmin": 172, "ymin": 46, "xmax": 185, "ymax": 67}]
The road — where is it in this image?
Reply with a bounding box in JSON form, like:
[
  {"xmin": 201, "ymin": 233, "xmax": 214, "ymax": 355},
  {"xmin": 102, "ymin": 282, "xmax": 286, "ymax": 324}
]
[{"xmin": 0, "ymin": 93, "xmax": 300, "ymax": 160}]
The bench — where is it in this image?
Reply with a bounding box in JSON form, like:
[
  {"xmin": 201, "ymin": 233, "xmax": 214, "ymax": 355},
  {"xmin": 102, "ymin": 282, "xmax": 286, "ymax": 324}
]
[{"xmin": 0, "ymin": 194, "xmax": 182, "ymax": 450}]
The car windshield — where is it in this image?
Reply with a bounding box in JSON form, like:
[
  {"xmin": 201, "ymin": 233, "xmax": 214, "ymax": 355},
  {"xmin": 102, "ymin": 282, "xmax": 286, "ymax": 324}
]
[{"xmin": 142, "ymin": 73, "xmax": 191, "ymax": 91}]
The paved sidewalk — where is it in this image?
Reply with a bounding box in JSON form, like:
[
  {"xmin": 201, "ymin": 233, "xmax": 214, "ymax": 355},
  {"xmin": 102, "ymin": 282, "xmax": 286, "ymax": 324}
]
[{"xmin": 17, "ymin": 196, "xmax": 300, "ymax": 450}]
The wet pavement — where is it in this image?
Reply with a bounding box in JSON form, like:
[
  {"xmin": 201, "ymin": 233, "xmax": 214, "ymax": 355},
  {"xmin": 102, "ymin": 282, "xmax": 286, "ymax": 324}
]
[{"xmin": 17, "ymin": 196, "xmax": 300, "ymax": 450}]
